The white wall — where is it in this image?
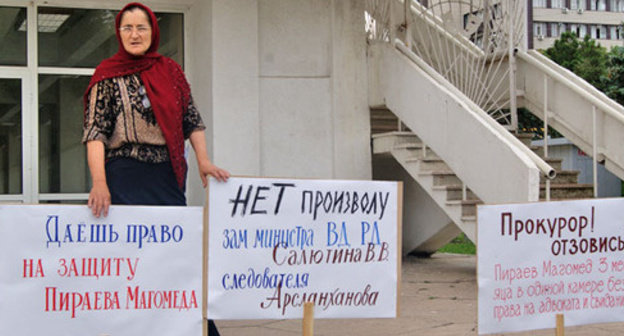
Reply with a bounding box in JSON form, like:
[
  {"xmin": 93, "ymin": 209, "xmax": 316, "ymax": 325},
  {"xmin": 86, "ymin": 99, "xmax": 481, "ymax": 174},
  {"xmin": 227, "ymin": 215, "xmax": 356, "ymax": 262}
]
[
  {"xmin": 186, "ymin": 0, "xmax": 371, "ymax": 204},
  {"xmin": 186, "ymin": 0, "xmax": 214, "ymax": 206}
]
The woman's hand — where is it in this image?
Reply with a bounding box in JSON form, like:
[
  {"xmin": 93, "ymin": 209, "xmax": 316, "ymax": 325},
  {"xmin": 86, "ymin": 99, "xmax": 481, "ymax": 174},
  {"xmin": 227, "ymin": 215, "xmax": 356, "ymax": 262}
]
[
  {"xmin": 189, "ymin": 130, "xmax": 230, "ymax": 187},
  {"xmin": 198, "ymin": 160, "xmax": 230, "ymax": 187},
  {"xmin": 86, "ymin": 140, "xmax": 110, "ymax": 218},
  {"xmin": 88, "ymin": 181, "xmax": 111, "ymax": 218}
]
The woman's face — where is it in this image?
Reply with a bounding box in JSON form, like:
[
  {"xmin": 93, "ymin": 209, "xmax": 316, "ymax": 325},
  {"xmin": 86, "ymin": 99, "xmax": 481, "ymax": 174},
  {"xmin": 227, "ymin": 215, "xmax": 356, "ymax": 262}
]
[{"xmin": 119, "ymin": 8, "xmax": 152, "ymax": 56}]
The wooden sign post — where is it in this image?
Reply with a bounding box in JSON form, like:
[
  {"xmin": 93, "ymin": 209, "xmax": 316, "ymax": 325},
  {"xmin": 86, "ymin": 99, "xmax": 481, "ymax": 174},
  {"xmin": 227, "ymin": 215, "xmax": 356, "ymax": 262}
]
[
  {"xmin": 302, "ymin": 302, "xmax": 314, "ymax": 336},
  {"xmin": 555, "ymin": 314, "xmax": 564, "ymax": 336}
]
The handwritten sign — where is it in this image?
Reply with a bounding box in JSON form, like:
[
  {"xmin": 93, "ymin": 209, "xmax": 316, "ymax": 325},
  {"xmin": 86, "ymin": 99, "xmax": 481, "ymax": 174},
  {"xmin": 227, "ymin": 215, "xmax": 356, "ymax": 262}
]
[
  {"xmin": 478, "ymin": 199, "xmax": 624, "ymax": 334},
  {"xmin": 0, "ymin": 205, "xmax": 203, "ymax": 336},
  {"xmin": 207, "ymin": 177, "xmax": 401, "ymax": 319}
]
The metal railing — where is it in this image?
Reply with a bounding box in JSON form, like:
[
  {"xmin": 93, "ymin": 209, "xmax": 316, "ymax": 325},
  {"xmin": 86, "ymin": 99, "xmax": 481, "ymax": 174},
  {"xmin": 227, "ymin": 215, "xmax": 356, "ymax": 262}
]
[
  {"xmin": 395, "ymin": 40, "xmax": 556, "ymax": 181},
  {"xmin": 519, "ymin": 50, "xmax": 624, "ymax": 198}
]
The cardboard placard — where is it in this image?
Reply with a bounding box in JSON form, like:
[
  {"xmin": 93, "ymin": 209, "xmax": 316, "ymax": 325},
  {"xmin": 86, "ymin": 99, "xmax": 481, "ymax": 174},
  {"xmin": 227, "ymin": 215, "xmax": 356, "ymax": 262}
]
[
  {"xmin": 0, "ymin": 205, "xmax": 203, "ymax": 336},
  {"xmin": 478, "ymin": 199, "xmax": 624, "ymax": 334},
  {"xmin": 207, "ymin": 177, "xmax": 402, "ymax": 319}
]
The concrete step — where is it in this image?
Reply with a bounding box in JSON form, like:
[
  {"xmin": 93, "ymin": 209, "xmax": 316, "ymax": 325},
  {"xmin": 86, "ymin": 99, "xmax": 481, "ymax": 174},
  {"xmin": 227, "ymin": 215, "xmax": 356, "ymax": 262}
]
[
  {"xmin": 541, "ymin": 170, "xmax": 579, "ymax": 184},
  {"xmin": 447, "ymin": 199, "xmax": 482, "ymax": 217},
  {"xmin": 545, "ymin": 158, "xmax": 562, "ymax": 171},
  {"xmin": 394, "ymin": 142, "xmax": 424, "ymax": 151},
  {"xmin": 462, "ymin": 215, "xmax": 476, "ymax": 223},
  {"xmin": 404, "ymin": 148, "xmax": 441, "ymax": 161},
  {"xmin": 406, "ymin": 157, "xmax": 450, "ymax": 171},
  {"xmin": 421, "ymin": 171, "xmax": 462, "ymax": 186},
  {"xmin": 434, "ymin": 185, "xmax": 480, "ymax": 201},
  {"xmin": 372, "ymin": 132, "xmax": 421, "ymax": 154},
  {"xmin": 515, "ymin": 132, "xmax": 535, "ymax": 147},
  {"xmin": 539, "ymin": 184, "xmax": 594, "ymax": 200},
  {"xmin": 370, "ymin": 109, "xmax": 409, "ymax": 135},
  {"xmin": 530, "ymin": 145, "xmax": 545, "ymax": 157}
]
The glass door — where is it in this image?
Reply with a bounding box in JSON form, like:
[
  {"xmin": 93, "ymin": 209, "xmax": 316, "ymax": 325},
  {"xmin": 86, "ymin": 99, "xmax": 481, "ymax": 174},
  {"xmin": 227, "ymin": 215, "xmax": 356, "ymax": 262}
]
[{"xmin": 0, "ymin": 76, "xmax": 25, "ymax": 202}]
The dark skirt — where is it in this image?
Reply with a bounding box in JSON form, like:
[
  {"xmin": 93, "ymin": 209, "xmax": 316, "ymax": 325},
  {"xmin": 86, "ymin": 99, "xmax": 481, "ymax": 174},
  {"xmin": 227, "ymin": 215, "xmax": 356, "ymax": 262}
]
[
  {"xmin": 105, "ymin": 157, "xmax": 220, "ymax": 335},
  {"xmin": 106, "ymin": 157, "xmax": 186, "ymax": 206}
]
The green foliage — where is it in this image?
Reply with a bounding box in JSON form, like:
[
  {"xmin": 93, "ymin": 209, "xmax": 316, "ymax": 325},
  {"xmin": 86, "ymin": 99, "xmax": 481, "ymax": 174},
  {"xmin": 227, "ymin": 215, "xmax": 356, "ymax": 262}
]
[
  {"xmin": 542, "ymin": 32, "xmax": 607, "ymax": 90},
  {"xmin": 518, "ymin": 107, "xmax": 562, "ymax": 139},
  {"xmin": 532, "ymin": 33, "xmax": 624, "ymax": 135},
  {"xmin": 575, "ymin": 35, "xmax": 607, "ymax": 90},
  {"xmin": 437, "ymin": 233, "xmax": 476, "ymax": 255},
  {"xmin": 544, "ymin": 32, "xmax": 580, "ymax": 70},
  {"xmin": 603, "ymin": 46, "xmax": 624, "ymax": 106}
]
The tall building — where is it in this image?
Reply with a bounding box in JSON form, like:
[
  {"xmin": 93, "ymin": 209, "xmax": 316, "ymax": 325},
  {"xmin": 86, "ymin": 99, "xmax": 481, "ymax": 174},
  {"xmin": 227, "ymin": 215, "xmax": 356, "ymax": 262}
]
[{"xmin": 531, "ymin": 0, "xmax": 624, "ymax": 49}]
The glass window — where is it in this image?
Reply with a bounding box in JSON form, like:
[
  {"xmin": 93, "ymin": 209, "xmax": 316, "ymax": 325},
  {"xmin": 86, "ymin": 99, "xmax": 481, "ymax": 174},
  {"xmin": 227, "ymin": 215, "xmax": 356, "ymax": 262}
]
[
  {"xmin": 38, "ymin": 7, "xmax": 184, "ymax": 68},
  {"xmin": 580, "ymin": 25, "xmax": 588, "ymax": 38},
  {"xmin": 0, "ymin": 7, "xmax": 27, "ymax": 66},
  {"xmin": 571, "ymin": 0, "xmax": 585, "ymax": 9},
  {"xmin": 38, "ymin": 75, "xmax": 90, "ymax": 193},
  {"xmin": 533, "ymin": 0, "xmax": 547, "ymax": 7},
  {"xmin": 596, "ymin": 25, "xmax": 606, "ymax": 39},
  {"xmin": 551, "ymin": 23, "xmax": 559, "ymax": 37},
  {"xmin": 551, "ymin": 0, "xmax": 565, "ymax": 8},
  {"xmin": 599, "ymin": 0, "xmax": 607, "ymax": 10},
  {"xmin": 534, "ymin": 23, "xmax": 547, "ymax": 37},
  {"xmin": 0, "ymin": 79, "xmax": 22, "ymax": 194}
]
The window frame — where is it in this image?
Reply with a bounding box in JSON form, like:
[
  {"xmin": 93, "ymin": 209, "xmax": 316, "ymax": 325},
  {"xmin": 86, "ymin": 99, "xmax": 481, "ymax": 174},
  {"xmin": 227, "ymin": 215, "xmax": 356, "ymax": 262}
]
[{"xmin": 0, "ymin": 0, "xmax": 190, "ymax": 203}]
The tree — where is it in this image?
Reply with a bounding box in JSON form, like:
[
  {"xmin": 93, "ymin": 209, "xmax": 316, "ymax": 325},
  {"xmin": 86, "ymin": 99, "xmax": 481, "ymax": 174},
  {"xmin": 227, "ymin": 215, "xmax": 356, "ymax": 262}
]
[
  {"xmin": 526, "ymin": 32, "xmax": 608, "ymax": 138},
  {"xmin": 575, "ymin": 35, "xmax": 607, "ymax": 90},
  {"xmin": 543, "ymin": 32, "xmax": 607, "ymax": 90},
  {"xmin": 544, "ymin": 32, "xmax": 580, "ymax": 70},
  {"xmin": 603, "ymin": 46, "xmax": 624, "ymax": 106}
]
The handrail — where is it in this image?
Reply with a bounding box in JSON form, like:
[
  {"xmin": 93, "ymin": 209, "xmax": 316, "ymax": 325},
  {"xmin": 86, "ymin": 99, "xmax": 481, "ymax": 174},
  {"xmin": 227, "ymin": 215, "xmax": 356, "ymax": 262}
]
[
  {"xmin": 395, "ymin": 39, "xmax": 556, "ymax": 180},
  {"xmin": 527, "ymin": 50, "xmax": 624, "ymax": 113},
  {"xmin": 518, "ymin": 51, "xmax": 624, "ymax": 126}
]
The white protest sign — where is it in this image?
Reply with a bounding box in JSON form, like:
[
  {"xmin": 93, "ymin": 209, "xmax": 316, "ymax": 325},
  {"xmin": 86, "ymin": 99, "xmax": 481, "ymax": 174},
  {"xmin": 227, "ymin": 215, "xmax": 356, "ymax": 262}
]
[
  {"xmin": 0, "ymin": 205, "xmax": 203, "ymax": 336},
  {"xmin": 478, "ymin": 198, "xmax": 624, "ymax": 335},
  {"xmin": 207, "ymin": 177, "xmax": 401, "ymax": 319}
]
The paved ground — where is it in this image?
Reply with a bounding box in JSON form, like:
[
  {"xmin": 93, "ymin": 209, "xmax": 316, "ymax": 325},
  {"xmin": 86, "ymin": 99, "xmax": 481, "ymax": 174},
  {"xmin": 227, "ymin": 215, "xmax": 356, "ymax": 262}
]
[{"xmin": 214, "ymin": 253, "xmax": 624, "ymax": 335}]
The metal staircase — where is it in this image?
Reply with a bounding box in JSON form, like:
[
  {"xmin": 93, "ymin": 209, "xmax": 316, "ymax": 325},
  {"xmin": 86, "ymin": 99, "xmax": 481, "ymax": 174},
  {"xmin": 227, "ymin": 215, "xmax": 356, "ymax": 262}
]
[
  {"xmin": 365, "ymin": 0, "xmax": 621, "ymax": 254},
  {"xmin": 371, "ymin": 110, "xmax": 593, "ymax": 247}
]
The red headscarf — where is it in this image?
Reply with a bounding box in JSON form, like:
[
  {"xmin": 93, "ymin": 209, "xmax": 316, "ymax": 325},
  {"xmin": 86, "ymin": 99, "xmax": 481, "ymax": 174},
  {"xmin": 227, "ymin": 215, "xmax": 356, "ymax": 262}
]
[{"xmin": 84, "ymin": 2, "xmax": 189, "ymax": 189}]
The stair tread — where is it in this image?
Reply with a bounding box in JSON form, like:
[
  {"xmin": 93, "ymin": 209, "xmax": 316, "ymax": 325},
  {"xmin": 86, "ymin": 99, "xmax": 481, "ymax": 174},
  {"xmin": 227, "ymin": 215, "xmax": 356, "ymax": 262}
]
[
  {"xmin": 540, "ymin": 183, "xmax": 594, "ymax": 188},
  {"xmin": 552, "ymin": 170, "xmax": 580, "ymax": 175},
  {"xmin": 371, "ymin": 131, "xmax": 418, "ymax": 139},
  {"xmin": 446, "ymin": 199, "xmax": 483, "ymax": 205},
  {"xmin": 433, "ymin": 184, "xmax": 472, "ymax": 191},
  {"xmin": 419, "ymin": 170, "xmax": 455, "ymax": 176},
  {"xmin": 405, "ymin": 157, "xmax": 443, "ymax": 163}
]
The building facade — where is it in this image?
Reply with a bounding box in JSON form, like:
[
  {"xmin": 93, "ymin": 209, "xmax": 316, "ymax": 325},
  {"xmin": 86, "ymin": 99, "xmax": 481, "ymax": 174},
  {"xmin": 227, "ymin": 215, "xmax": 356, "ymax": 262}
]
[
  {"xmin": 531, "ymin": 0, "xmax": 624, "ymax": 49},
  {"xmin": 0, "ymin": 0, "xmax": 370, "ymax": 206}
]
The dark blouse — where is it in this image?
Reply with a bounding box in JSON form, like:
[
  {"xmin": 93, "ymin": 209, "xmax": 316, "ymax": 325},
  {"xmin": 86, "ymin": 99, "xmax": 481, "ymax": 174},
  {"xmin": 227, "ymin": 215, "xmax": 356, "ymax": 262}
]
[{"xmin": 82, "ymin": 73, "xmax": 204, "ymax": 163}]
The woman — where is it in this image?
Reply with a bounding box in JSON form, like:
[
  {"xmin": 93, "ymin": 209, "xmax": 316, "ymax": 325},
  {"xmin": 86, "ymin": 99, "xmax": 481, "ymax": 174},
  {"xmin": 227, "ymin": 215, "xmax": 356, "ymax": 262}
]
[
  {"xmin": 83, "ymin": 2, "xmax": 229, "ymax": 214},
  {"xmin": 82, "ymin": 3, "xmax": 226, "ymax": 334}
]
